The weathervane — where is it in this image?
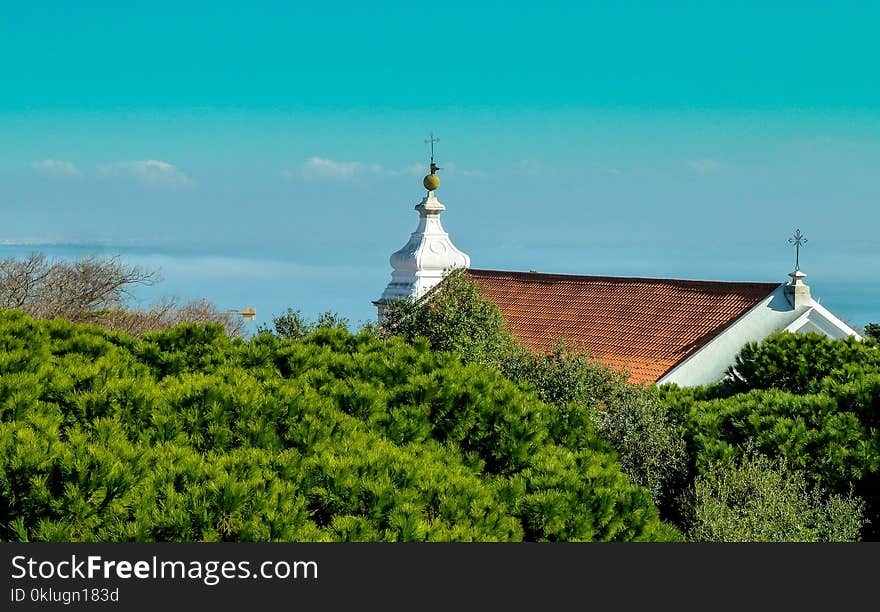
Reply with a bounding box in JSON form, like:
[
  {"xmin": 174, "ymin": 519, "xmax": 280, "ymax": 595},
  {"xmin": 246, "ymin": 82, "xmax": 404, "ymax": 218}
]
[
  {"xmin": 424, "ymin": 132, "xmax": 441, "ymax": 174},
  {"xmin": 788, "ymin": 229, "xmax": 808, "ymax": 271},
  {"xmin": 422, "ymin": 133, "xmax": 442, "ymax": 192}
]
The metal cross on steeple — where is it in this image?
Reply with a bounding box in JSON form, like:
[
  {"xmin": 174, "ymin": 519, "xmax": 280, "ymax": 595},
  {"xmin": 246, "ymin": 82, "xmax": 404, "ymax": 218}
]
[
  {"xmin": 424, "ymin": 132, "xmax": 440, "ymax": 173},
  {"xmin": 788, "ymin": 229, "xmax": 808, "ymax": 271}
]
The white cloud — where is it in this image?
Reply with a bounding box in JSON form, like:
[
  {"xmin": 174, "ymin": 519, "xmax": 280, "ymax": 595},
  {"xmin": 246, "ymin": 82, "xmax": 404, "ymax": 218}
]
[
  {"xmin": 294, "ymin": 157, "xmax": 484, "ymax": 182},
  {"xmin": 31, "ymin": 159, "xmax": 81, "ymax": 178},
  {"xmin": 460, "ymin": 170, "xmax": 484, "ymax": 178},
  {"xmin": 387, "ymin": 163, "xmax": 427, "ymax": 178},
  {"xmin": 516, "ymin": 159, "xmax": 553, "ymax": 177},
  {"xmin": 384, "ymin": 161, "xmax": 482, "ymax": 179},
  {"xmin": 299, "ymin": 157, "xmax": 383, "ymax": 181},
  {"xmin": 98, "ymin": 160, "xmax": 195, "ymax": 189},
  {"xmin": 388, "ymin": 162, "xmax": 484, "ymax": 178},
  {"xmin": 595, "ymin": 164, "xmax": 622, "ymax": 176},
  {"xmin": 684, "ymin": 159, "xmax": 730, "ymax": 174}
]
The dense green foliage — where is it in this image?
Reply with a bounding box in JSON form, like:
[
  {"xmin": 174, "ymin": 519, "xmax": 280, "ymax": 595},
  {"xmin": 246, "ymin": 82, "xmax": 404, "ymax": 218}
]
[
  {"xmin": 6, "ymin": 259, "xmax": 871, "ymax": 542},
  {"xmin": 258, "ymin": 308, "xmax": 351, "ymax": 341},
  {"xmin": 865, "ymin": 323, "xmax": 880, "ymax": 341},
  {"xmin": 0, "ymin": 309, "xmax": 671, "ymax": 542},
  {"xmin": 726, "ymin": 332, "xmax": 880, "ymax": 394},
  {"xmin": 501, "ymin": 347, "xmax": 688, "ymax": 515},
  {"xmin": 382, "ymin": 270, "xmax": 518, "ymax": 369},
  {"xmin": 384, "ymin": 271, "xmax": 875, "ymax": 541},
  {"xmin": 688, "ymin": 453, "xmax": 865, "ymax": 542},
  {"xmin": 382, "ymin": 270, "xmax": 688, "ymax": 518},
  {"xmin": 664, "ymin": 332, "xmax": 880, "ymax": 540}
]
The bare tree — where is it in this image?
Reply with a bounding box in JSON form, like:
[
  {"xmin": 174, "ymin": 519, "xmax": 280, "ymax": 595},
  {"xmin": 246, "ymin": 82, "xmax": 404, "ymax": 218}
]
[
  {"xmin": 0, "ymin": 253, "xmax": 244, "ymax": 337},
  {"xmin": 89, "ymin": 297, "xmax": 246, "ymax": 338}
]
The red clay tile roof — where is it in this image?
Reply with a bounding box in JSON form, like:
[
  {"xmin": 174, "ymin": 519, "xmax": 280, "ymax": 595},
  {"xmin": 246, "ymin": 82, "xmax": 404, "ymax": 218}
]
[{"xmin": 467, "ymin": 269, "xmax": 780, "ymax": 384}]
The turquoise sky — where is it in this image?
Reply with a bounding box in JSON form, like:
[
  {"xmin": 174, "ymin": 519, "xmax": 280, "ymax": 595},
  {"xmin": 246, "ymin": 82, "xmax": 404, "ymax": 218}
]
[{"xmin": 1, "ymin": 1, "xmax": 878, "ymax": 328}]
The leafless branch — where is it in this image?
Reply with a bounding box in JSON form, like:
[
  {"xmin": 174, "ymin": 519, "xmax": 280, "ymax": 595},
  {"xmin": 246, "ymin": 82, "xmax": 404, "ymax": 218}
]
[{"xmin": 0, "ymin": 252, "xmax": 244, "ymax": 337}]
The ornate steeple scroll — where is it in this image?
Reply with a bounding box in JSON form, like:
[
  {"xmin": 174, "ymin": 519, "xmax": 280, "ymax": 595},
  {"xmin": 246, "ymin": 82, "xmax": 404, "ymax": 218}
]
[{"xmin": 374, "ymin": 134, "xmax": 471, "ymax": 319}]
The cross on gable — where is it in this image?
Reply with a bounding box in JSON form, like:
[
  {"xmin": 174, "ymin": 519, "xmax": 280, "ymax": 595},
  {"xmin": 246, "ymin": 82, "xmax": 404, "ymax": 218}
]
[{"xmin": 788, "ymin": 229, "xmax": 808, "ymax": 271}]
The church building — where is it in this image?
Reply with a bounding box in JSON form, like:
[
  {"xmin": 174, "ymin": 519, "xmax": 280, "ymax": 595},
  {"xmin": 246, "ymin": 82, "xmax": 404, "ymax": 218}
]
[{"xmin": 375, "ymin": 150, "xmax": 862, "ymax": 387}]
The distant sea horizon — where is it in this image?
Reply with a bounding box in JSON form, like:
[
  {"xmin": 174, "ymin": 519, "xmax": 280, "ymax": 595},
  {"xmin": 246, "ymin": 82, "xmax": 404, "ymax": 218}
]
[{"xmin": 1, "ymin": 242, "xmax": 877, "ymax": 336}]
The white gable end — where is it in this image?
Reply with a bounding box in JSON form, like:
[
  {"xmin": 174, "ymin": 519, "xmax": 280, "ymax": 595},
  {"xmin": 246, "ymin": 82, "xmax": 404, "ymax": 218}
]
[
  {"xmin": 784, "ymin": 300, "xmax": 860, "ymax": 341},
  {"xmin": 658, "ymin": 285, "xmax": 862, "ymax": 387}
]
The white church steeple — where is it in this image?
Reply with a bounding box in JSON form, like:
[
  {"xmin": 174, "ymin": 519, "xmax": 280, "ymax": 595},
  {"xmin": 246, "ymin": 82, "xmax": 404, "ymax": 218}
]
[{"xmin": 374, "ymin": 135, "xmax": 470, "ymax": 318}]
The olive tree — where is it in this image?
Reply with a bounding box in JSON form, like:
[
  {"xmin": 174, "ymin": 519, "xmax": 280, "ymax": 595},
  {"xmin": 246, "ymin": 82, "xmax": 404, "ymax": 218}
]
[{"xmin": 688, "ymin": 453, "xmax": 864, "ymax": 542}]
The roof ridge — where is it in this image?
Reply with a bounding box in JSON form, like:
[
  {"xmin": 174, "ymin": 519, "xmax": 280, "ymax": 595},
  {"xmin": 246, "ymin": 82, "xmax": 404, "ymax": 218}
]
[{"xmin": 467, "ymin": 267, "xmax": 781, "ymax": 288}]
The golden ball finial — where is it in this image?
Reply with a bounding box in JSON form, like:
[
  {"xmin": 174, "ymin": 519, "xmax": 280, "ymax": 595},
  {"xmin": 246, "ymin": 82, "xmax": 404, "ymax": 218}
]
[{"xmin": 423, "ymin": 173, "xmax": 440, "ymax": 191}]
